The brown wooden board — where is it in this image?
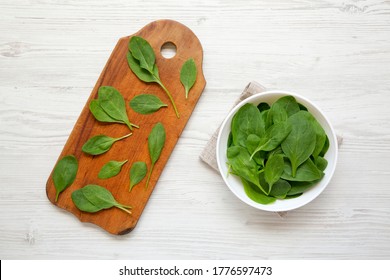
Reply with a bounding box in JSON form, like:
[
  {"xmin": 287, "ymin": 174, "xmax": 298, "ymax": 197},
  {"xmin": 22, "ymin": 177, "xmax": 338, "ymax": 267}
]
[{"xmin": 46, "ymin": 20, "xmax": 206, "ymax": 235}]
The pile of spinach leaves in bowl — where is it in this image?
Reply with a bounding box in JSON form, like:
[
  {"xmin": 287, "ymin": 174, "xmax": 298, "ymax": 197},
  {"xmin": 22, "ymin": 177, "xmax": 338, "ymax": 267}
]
[{"xmin": 227, "ymin": 95, "xmax": 329, "ymax": 205}]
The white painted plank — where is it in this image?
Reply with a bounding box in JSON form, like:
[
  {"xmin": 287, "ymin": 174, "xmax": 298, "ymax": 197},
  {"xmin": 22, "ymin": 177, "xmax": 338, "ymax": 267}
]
[{"xmin": 1, "ymin": 0, "xmax": 390, "ymax": 259}]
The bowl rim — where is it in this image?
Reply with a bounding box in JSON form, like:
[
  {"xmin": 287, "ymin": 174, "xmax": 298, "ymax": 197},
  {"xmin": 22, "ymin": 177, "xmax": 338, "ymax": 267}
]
[{"xmin": 216, "ymin": 90, "xmax": 338, "ymax": 212}]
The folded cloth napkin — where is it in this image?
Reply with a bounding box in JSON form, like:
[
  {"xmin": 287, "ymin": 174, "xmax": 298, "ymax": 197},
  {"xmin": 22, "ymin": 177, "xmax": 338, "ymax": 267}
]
[{"xmin": 200, "ymin": 81, "xmax": 342, "ymax": 217}]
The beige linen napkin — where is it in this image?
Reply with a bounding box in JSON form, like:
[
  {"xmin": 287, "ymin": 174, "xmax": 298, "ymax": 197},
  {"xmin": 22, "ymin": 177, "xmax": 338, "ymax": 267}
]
[{"xmin": 200, "ymin": 81, "xmax": 342, "ymax": 217}]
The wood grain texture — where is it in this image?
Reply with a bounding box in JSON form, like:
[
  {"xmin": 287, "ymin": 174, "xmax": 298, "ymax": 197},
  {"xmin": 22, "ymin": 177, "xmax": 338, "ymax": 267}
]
[
  {"xmin": 45, "ymin": 19, "xmax": 206, "ymax": 235},
  {"xmin": 1, "ymin": 0, "xmax": 390, "ymax": 259}
]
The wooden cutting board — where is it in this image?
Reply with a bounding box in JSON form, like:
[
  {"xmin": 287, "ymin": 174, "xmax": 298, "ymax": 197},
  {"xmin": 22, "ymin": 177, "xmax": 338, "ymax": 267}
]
[{"xmin": 46, "ymin": 19, "xmax": 206, "ymax": 235}]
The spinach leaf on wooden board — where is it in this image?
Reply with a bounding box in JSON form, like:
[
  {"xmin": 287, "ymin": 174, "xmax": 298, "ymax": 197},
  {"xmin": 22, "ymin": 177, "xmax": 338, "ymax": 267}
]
[
  {"xmin": 180, "ymin": 58, "xmax": 197, "ymax": 99},
  {"xmin": 129, "ymin": 94, "xmax": 167, "ymax": 114},
  {"xmin": 281, "ymin": 111, "xmax": 316, "ymax": 177},
  {"xmin": 53, "ymin": 155, "xmax": 78, "ymax": 202},
  {"xmin": 146, "ymin": 122, "xmax": 166, "ymax": 189},
  {"xmin": 241, "ymin": 178, "xmax": 276, "ymax": 205},
  {"xmin": 90, "ymin": 99, "xmax": 125, "ymax": 124},
  {"xmin": 98, "ymin": 160, "xmax": 128, "ymax": 179},
  {"xmin": 71, "ymin": 189, "xmax": 101, "ymax": 213},
  {"xmin": 98, "ymin": 86, "xmax": 138, "ymax": 131},
  {"xmin": 82, "ymin": 133, "xmax": 132, "ymax": 155},
  {"xmin": 72, "ymin": 185, "xmax": 132, "ymax": 214},
  {"xmin": 126, "ymin": 52, "xmax": 158, "ymax": 83},
  {"xmin": 128, "ymin": 36, "xmax": 156, "ymax": 73},
  {"xmin": 231, "ymin": 103, "xmax": 264, "ymax": 147},
  {"xmin": 127, "ymin": 36, "xmax": 180, "ymax": 118},
  {"xmin": 282, "ymin": 158, "xmax": 324, "ymax": 182},
  {"xmin": 269, "ymin": 179, "xmax": 291, "ymax": 199},
  {"xmin": 264, "ymin": 154, "xmax": 285, "ymax": 190},
  {"xmin": 129, "ymin": 161, "xmax": 147, "ymax": 192}
]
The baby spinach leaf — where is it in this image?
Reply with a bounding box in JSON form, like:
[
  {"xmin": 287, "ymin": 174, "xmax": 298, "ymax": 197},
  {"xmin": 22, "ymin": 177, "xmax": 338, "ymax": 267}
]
[
  {"xmin": 227, "ymin": 146, "xmax": 267, "ymax": 193},
  {"xmin": 282, "ymin": 158, "xmax": 324, "ymax": 182},
  {"xmin": 72, "ymin": 185, "xmax": 132, "ymax": 214},
  {"xmin": 315, "ymin": 156, "xmax": 328, "ymax": 171},
  {"xmin": 300, "ymin": 110, "xmax": 326, "ymax": 159},
  {"xmin": 246, "ymin": 134, "xmax": 265, "ymax": 166},
  {"xmin": 71, "ymin": 189, "xmax": 100, "ymax": 213},
  {"xmin": 268, "ymin": 102, "xmax": 288, "ymax": 124},
  {"xmin": 319, "ymin": 135, "xmax": 330, "ymax": 157},
  {"xmin": 287, "ymin": 181, "xmax": 318, "ymax": 196},
  {"xmin": 264, "ymin": 154, "xmax": 285, "ymax": 189},
  {"xmin": 231, "ymin": 103, "xmax": 264, "ymax": 147},
  {"xmin": 257, "ymin": 102, "xmax": 270, "ymax": 112},
  {"xmin": 250, "ymin": 121, "xmax": 292, "ymax": 158},
  {"xmin": 273, "ymin": 95, "xmax": 300, "ymax": 117},
  {"xmin": 128, "ymin": 36, "xmax": 179, "ymax": 118},
  {"xmin": 129, "ymin": 94, "xmax": 167, "ymax": 114},
  {"xmin": 90, "ymin": 99, "xmax": 124, "ymax": 124},
  {"xmin": 129, "ymin": 161, "xmax": 147, "ymax": 192},
  {"xmin": 241, "ymin": 178, "xmax": 276, "ymax": 205},
  {"xmin": 129, "ymin": 36, "xmax": 156, "ymax": 73},
  {"xmin": 98, "ymin": 86, "xmax": 138, "ymax": 131},
  {"xmin": 98, "ymin": 160, "xmax": 128, "ymax": 179},
  {"xmin": 146, "ymin": 122, "xmax": 166, "ymax": 188},
  {"xmin": 281, "ymin": 111, "xmax": 316, "ymax": 177},
  {"xmin": 126, "ymin": 52, "xmax": 158, "ymax": 83},
  {"xmin": 53, "ymin": 155, "xmax": 78, "ymax": 202},
  {"xmin": 269, "ymin": 179, "xmax": 291, "ymax": 199},
  {"xmin": 82, "ymin": 133, "xmax": 132, "ymax": 155},
  {"xmin": 180, "ymin": 58, "xmax": 197, "ymax": 99}
]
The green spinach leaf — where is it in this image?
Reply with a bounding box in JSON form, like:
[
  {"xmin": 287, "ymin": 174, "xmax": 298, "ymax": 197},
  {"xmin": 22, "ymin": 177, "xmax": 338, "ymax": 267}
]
[
  {"xmin": 273, "ymin": 95, "xmax": 300, "ymax": 116},
  {"xmin": 241, "ymin": 178, "xmax": 276, "ymax": 205},
  {"xmin": 71, "ymin": 189, "xmax": 101, "ymax": 213},
  {"xmin": 250, "ymin": 121, "xmax": 292, "ymax": 158},
  {"xmin": 264, "ymin": 154, "xmax": 285, "ymax": 190},
  {"xmin": 180, "ymin": 58, "xmax": 197, "ymax": 99},
  {"xmin": 146, "ymin": 122, "xmax": 166, "ymax": 188},
  {"xmin": 128, "ymin": 36, "xmax": 179, "ymax": 118},
  {"xmin": 287, "ymin": 180, "xmax": 318, "ymax": 196},
  {"xmin": 53, "ymin": 155, "xmax": 78, "ymax": 202},
  {"xmin": 82, "ymin": 133, "xmax": 132, "ymax": 155},
  {"xmin": 129, "ymin": 161, "xmax": 147, "ymax": 192},
  {"xmin": 90, "ymin": 99, "xmax": 124, "ymax": 124},
  {"xmin": 98, "ymin": 160, "xmax": 128, "ymax": 179},
  {"xmin": 72, "ymin": 185, "xmax": 132, "ymax": 214},
  {"xmin": 281, "ymin": 111, "xmax": 316, "ymax": 177},
  {"xmin": 315, "ymin": 156, "xmax": 328, "ymax": 171},
  {"xmin": 231, "ymin": 103, "xmax": 264, "ymax": 147},
  {"xmin": 128, "ymin": 36, "xmax": 156, "ymax": 73},
  {"xmin": 98, "ymin": 86, "xmax": 138, "ymax": 131},
  {"xmin": 269, "ymin": 179, "xmax": 291, "ymax": 199},
  {"xmin": 129, "ymin": 94, "xmax": 167, "ymax": 114},
  {"xmin": 282, "ymin": 158, "xmax": 324, "ymax": 182},
  {"xmin": 227, "ymin": 146, "xmax": 267, "ymax": 193}
]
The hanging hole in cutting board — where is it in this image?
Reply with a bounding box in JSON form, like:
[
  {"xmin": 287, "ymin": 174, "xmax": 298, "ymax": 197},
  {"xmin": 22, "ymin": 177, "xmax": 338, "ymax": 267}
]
[{"xmin": 160, "ymin": 42, "xmax": 177, "ymax": 59}]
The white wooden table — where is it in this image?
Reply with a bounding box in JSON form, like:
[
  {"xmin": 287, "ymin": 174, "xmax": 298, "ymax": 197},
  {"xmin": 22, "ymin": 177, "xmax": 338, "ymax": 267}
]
[{"xmin": 1, "ymin": 0, "xmax": 389, "ymax": 259}]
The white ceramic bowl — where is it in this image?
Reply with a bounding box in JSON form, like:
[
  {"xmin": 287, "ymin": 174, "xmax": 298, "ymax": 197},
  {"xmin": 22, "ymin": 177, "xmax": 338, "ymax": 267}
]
[{"xmin": 216, "ymin": 91, "xmax": 338, "ymax": 212}]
